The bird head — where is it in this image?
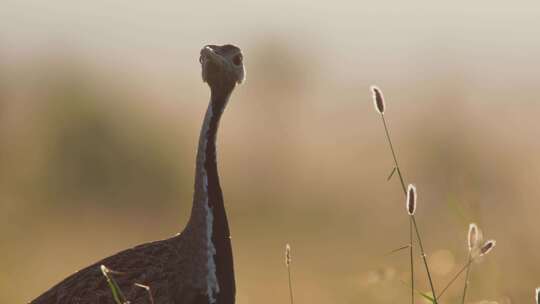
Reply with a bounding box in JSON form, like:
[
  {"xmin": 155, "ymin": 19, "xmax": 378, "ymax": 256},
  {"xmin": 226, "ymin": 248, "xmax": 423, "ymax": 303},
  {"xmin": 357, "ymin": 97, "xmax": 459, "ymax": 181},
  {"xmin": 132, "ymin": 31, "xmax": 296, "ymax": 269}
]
[{"xmin": 200, "ymin": 44, "xmax": 245, "ymax": 90}]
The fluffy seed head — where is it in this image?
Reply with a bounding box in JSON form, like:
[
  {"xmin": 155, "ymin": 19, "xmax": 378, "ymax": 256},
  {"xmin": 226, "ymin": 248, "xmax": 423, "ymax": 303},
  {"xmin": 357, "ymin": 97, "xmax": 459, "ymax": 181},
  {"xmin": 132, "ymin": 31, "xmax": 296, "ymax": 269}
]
[
  {"xmin": 285, "ymin": 243, "xmax": 291, "ymax": 266},
  {"xmin": 100, "ymin": 265, "xmax": 109, "ymax": 276},
  {"xmin": 480, "ymin": 240, "xmax": 496, "ymax": 256},
  {"xmin": 370, "ymin": 85, "xmax": 385, "ymax": 114},
  {"xmin": 468, "ymin": 223, "xmax": 479, "ymax": 252},
  {"xmin": 406, "ymin": 184, "xmax": 417, "ymax": 215}
]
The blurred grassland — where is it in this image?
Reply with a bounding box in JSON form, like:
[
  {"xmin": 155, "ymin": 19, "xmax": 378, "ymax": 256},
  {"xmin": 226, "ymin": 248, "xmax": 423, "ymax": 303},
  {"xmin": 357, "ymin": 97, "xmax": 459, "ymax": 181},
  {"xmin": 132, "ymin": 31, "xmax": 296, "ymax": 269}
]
[
  {"xmin": 1, "ymin": 46, "xmax": 539, "ymax": 304},
  {"xmin": 1, "ymin": 2, "xmax": 540, "ymax": 303}
]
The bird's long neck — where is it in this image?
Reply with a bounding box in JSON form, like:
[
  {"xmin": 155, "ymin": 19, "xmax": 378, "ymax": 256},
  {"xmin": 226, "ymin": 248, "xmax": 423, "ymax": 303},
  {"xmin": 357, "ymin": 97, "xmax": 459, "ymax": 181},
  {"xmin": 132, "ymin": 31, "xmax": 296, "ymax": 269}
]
[{"xmin": 187, "ymin": 85, "xmax": 235, "ymax": 303}]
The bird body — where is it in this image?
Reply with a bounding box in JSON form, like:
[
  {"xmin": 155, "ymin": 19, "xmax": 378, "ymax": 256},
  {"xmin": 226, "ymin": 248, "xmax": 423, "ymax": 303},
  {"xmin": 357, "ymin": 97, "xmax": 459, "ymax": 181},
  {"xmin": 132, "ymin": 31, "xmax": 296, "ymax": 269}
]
[{"xmin": 31, "ymin": 44, "xmax": 245, "ymax": 304}]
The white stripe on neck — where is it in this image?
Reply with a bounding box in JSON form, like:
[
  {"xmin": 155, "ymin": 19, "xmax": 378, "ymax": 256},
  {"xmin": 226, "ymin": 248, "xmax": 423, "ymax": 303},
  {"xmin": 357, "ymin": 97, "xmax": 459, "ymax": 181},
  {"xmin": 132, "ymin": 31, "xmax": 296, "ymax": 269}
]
[{"xmin": 200, "ymin": 104, "xmax": 220, "ymax": 303}]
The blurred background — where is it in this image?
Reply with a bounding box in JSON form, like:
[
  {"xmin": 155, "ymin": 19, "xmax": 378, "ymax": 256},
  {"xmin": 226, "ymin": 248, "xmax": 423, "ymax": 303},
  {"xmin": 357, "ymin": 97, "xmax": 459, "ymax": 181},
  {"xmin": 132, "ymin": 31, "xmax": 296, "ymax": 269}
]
[{"xmin": 1, "ymin": 1, "xmax": 540, "ymax": 303}]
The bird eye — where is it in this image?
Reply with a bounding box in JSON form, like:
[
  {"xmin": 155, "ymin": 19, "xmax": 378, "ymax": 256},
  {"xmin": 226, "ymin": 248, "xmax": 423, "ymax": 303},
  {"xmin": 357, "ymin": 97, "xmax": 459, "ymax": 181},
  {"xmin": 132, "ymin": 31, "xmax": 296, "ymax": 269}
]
[{"xmin": 232, "ymin": 54, "xmax": 242, "ymax": 65}]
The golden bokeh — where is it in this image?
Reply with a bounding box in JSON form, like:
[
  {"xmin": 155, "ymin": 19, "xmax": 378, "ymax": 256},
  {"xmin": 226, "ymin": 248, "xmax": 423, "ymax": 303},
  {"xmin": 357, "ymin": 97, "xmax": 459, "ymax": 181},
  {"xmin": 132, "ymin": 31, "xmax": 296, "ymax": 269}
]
[{"xmin": 1, "ymin": 1, "xmax": 539, "ymax": 303}]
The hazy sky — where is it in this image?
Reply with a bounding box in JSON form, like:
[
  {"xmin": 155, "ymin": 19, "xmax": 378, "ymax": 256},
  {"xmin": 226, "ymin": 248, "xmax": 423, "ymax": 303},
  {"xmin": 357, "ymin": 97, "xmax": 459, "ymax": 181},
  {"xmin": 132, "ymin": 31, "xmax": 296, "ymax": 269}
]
[{"xmin": 1, "ymin": 1, "xmax": 539, "ymax": 98}]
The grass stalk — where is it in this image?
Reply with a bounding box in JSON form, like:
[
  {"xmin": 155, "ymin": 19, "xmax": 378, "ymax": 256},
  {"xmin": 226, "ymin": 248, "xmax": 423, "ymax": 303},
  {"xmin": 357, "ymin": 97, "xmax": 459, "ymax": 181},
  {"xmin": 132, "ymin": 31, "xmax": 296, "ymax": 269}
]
[
  {"xmin": 285, "ymin": 244, "xmax": 294, "ymax": 304},
  {"xmin": 100, "ymin": 265, "xmax": 127, "ymax": 304},
  {"xmin": 134, "ymin": 283, "xmax": 155, "ymax": 304},
  {"xmin": 380, "ymin": 113, "xmax": 438, "ymax": 304},
  {"xmin": 287, "ymin": 264, "xmax": 294, "ymax": 304},
  {"xmin": 411, "ymin": 215, "xmax": 437, "ymax": 302},
  {"xmin": 409, "ymin": 216, "xmax": 414, "ymax": 304},
  {"xmin": 437, "ymin": 259, "xmax": 473, "ymax": 300},
  {"xmin": 439, "ymin": 240, "xmax": 496, "ymax": 301},
  {"xmin": 460, "ymin": 253, "xmax": 473, "ymax": 304}
]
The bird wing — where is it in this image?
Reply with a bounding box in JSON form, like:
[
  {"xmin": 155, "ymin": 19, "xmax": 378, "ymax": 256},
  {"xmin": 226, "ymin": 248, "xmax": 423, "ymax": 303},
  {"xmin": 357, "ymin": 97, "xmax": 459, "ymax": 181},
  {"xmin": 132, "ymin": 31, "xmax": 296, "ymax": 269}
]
[{"xmin": 31, "ymin": 237, "xmax": 205, "ymax": 304}]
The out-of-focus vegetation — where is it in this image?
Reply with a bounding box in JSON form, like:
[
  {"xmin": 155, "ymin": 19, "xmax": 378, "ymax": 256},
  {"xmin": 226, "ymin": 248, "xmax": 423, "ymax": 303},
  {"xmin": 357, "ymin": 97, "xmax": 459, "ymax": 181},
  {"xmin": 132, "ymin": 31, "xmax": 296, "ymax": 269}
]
[{"xmin": 1, "ymin": 1, "xmax": 540, "ymax": 303}]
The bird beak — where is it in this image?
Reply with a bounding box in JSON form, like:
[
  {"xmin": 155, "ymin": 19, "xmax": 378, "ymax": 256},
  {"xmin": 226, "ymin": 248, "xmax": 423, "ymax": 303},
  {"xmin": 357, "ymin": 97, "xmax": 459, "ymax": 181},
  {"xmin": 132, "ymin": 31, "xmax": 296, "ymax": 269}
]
[{"xmin": 201, "ymin": 46, "xmax": 226, "ymax": 66}]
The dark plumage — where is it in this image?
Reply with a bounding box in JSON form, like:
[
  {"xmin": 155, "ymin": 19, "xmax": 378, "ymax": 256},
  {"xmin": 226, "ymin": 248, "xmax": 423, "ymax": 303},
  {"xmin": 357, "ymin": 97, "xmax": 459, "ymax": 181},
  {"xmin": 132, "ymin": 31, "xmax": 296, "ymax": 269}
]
[{"xmin": 31, "ymin": 44, "xmax": 245, "ymax": 304}]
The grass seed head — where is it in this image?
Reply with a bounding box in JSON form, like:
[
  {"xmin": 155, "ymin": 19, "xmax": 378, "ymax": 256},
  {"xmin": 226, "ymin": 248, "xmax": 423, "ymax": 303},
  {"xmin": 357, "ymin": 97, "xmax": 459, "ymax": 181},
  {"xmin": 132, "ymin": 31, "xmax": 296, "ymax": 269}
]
[
  {"xmin": 370, "ymin": 85, "xmax": 385, "ymax": 114},
  {"xmin": 468, "ymin": 223, "xmax": 479, "ymax": 252},
  {"xmin": 100, "ymin": 265, "xmax": 110, "ymax": 276},
  {"xmin": 480, "ymin": 240, "xmax": 496, "ymax": 256},
  {"xmin": 406, "ymin": 184, "xmax": 417, "ymax": 215},
  {"xmin": 285, "ymin": 243, "xmax": 292, "ymax": 266}
]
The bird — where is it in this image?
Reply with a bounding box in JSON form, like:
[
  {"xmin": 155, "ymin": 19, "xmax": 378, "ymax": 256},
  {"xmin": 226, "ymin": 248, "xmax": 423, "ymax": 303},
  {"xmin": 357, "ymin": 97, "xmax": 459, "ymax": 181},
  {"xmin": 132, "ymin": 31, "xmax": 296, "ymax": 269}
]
[{"xmin": 31, "ymin": 44, "xmax": 245, "ymax": 304}]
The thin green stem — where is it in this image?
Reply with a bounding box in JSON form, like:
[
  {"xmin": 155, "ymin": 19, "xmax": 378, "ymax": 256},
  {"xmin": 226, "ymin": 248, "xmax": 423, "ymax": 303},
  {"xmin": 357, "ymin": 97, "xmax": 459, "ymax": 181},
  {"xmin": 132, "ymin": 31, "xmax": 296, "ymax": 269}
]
[
  {"xmin": 409, "ymin": 216, "xmax": 414, "ymax": 304},
  {"xmin": 287, "ymin": 265, "xmax": 294, "ymax": 304},
  {"xmin": 101, "ymin": 266, "xmax": 127, "ymax": 304},
  {"xmin": 380, "ymin": 114, "xmax": 416, "ymax": 304},
  {"xmin": 437, "ymin": 258, "xmax": 474, "ymax": 300},
  {"xmin": 461, "ymin": 253, "xmax": 473, "ymax": 304},
  {"xmin": 381, "ymin": 116, "xmax": 406, "ymax": 194},
  {"xmin": 412, "ymin": 215, "xmax": 438, "ymax": 303}
]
